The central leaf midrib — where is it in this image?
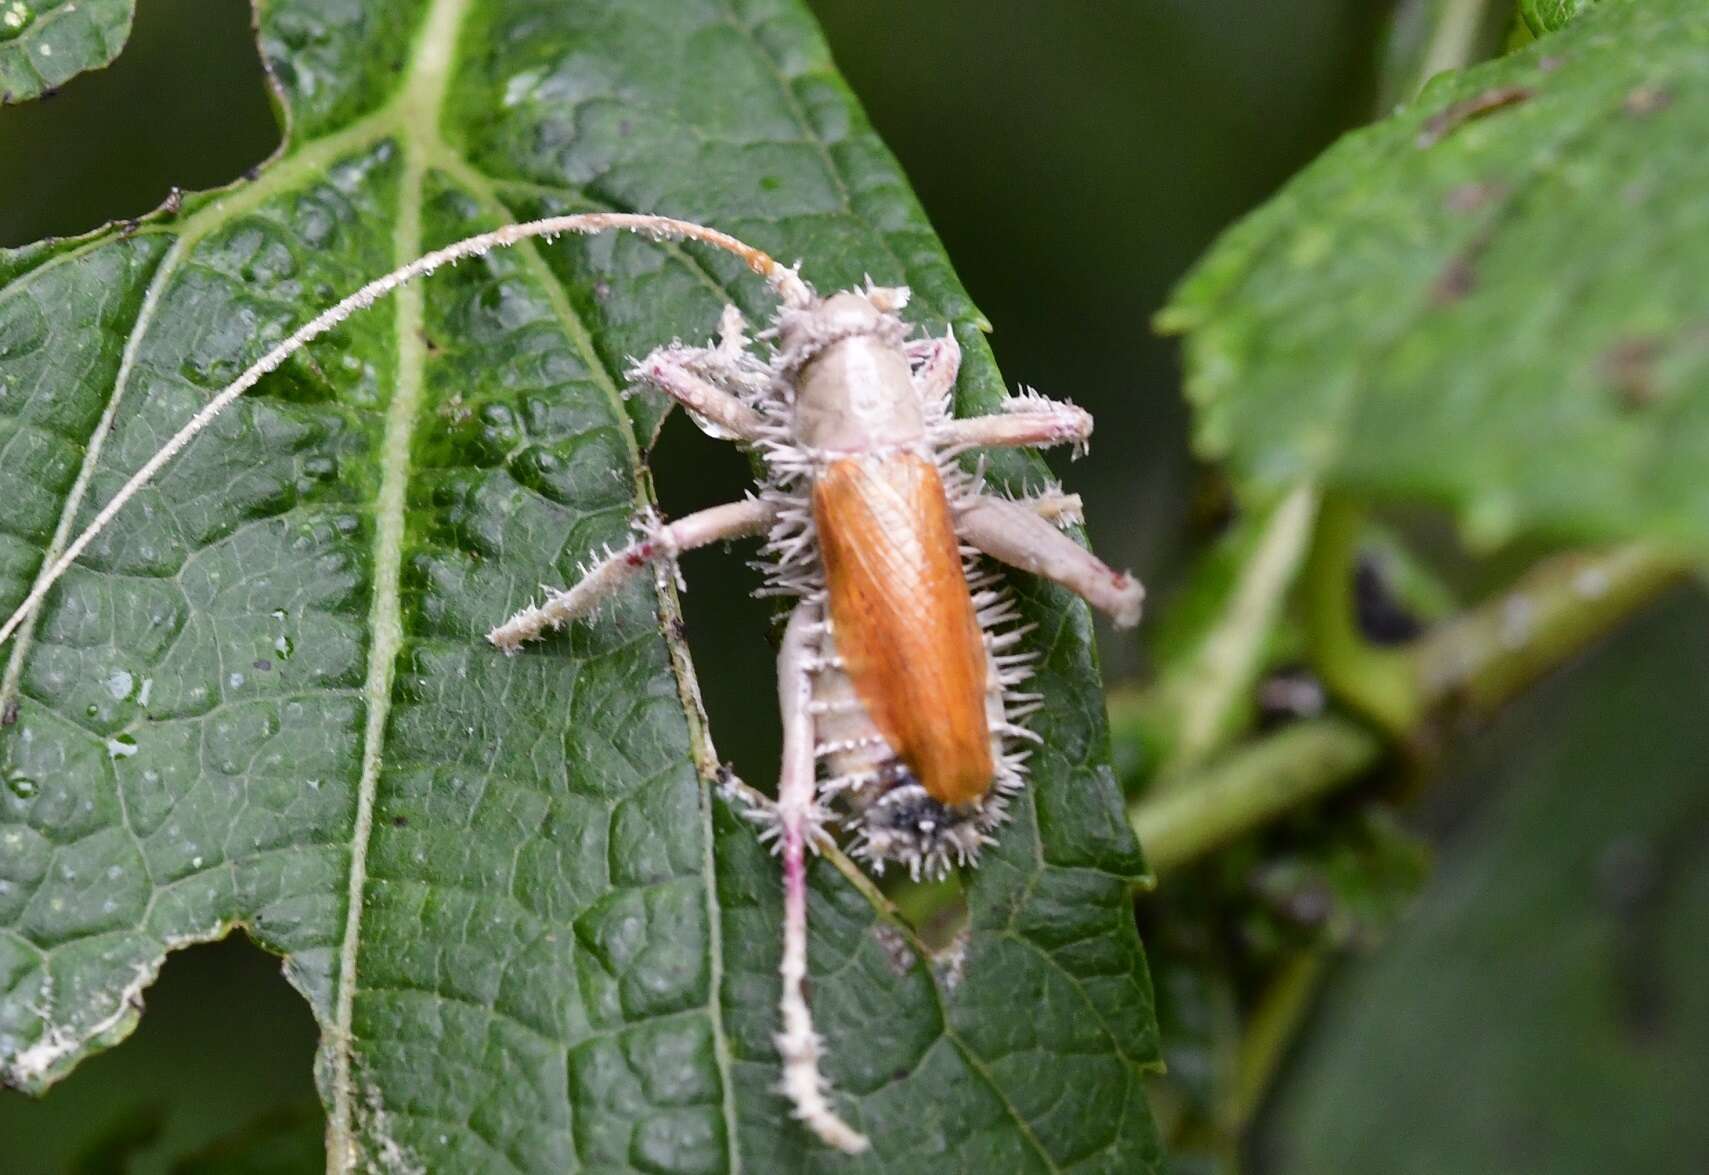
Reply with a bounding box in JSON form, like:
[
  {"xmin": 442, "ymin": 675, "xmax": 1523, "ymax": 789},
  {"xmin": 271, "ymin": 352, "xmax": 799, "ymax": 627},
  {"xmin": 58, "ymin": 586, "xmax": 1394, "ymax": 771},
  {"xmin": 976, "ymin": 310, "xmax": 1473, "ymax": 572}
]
[
  {"xmin": 425, "ymin": 147, "xmax": 745, "ymax": 1171},
  {"xmin": 323, "ymin": 0, "xmax": 473, "ymax": 1167}
]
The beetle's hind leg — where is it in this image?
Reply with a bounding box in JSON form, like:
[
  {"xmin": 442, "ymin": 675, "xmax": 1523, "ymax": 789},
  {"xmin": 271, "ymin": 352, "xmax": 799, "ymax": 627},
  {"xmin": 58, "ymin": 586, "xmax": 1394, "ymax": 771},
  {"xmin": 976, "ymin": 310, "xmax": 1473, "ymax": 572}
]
[
  {"xmin": 487, "ymin": 497, "xmax": 778, "ymax": 651},
  {"xmin": 958, "ymin": 493, "xmax": 1144, "ymax": 628},
  {"xmin": 771, "ymin": 605, "xmax": 870, "ymax": 1154}
]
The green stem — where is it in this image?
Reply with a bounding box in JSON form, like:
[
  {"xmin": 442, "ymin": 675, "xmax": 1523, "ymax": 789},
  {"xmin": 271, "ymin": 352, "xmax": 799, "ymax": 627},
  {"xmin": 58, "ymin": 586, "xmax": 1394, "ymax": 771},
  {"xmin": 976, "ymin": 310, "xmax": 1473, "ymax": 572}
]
[
  {"xmin": 1226, "ymin": 951, "xmax": 1328, "ymax": 1131},
  {"xmin": 1417, "ymin": 0, "xmax": 1493, "ymax": 86},
  {"xmin": 1160, "ymin": 484, "xmax": 1321, "ymax": 780},
  {"xmin": 1132, "ymin": 718, "xmax": 1383, "ymax": 876},
  {"xmin": 1131, "ymin": 544, "xmax": 1682, "ymax": 874},
  {"xmin": 1302, "ymin": 495, "xmax": 1419, "ymax": 736},
  {"xmin": 1415, "ymin": 543, "xmax": 1683, "ymax": 714}
]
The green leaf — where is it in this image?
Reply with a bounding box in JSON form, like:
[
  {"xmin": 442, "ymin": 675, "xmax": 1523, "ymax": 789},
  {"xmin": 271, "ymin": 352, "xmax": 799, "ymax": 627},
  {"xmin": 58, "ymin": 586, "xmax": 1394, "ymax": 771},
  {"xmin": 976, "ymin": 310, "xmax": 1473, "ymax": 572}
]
[
  {"xmin": 0, "ymin": 0, "xmax": 132, "ymax": 104},
  {"xmin": 0, "ymin": 0, "xmax": 1160, "ymax": 1169},
  {"xmin": 1161, "ymin": 0, "xmax": 1709, "ymax": 555},
  {"xmin": 1519, "ymin": 0, "xmax": 1601, "ymax": 36}
]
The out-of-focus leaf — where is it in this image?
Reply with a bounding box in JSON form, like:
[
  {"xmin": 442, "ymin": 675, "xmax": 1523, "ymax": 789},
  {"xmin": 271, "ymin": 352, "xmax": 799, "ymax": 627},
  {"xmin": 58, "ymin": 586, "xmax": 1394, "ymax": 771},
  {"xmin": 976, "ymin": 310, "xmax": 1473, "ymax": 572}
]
[
  {"xmin": 0, "ymin": 0, "xmax": 1159, "ymax": 1169},
  {"xmin": 1263, "ymin": 589, "xmax": 1709, "ymax": 1174},
  {"xmin": 1246, "ymin": 807, "xmax": 1429, "ymax": 950},
  {"xmin": 0, "ymin": 0, "xmax": 131, "ymax": 104},
  {"xmin": 1162, "ymin": 0, "xmax": 1709, "ymax": 555}
]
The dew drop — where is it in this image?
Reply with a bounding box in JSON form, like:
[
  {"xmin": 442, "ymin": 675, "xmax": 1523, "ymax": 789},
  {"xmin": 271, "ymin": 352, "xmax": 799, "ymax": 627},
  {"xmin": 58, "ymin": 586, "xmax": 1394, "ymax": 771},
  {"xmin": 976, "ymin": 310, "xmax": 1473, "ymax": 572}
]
[
  {"xmin": 228, "ymin": 672, "xmax": 246, "ymax": 689},
  {"xmin": 274, "ymin": 634, "xmax": 294, "ymax": 659},
  {"xmin": 106, "ymin": 734, "xmax": 139, "ymax": 760},
  {"xmin": 5, "ymin": 775, "xmax": 36, "ymax": 799},
  {"xmin": 104, "ymin": 669, "xmax": 135, "ymax": 701}
]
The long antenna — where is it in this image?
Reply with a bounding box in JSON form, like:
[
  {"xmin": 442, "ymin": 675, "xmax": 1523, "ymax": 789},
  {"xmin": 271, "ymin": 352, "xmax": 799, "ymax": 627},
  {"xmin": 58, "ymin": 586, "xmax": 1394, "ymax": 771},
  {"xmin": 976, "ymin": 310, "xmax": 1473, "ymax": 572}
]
[{"xmin": 0, "ymin": 213, "xmax": 809, "ymax": 648}]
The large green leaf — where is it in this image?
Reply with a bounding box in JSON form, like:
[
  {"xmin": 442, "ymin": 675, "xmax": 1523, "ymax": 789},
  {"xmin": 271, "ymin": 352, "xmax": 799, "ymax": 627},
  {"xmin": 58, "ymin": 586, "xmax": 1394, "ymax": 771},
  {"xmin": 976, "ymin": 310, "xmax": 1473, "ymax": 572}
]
[
  {"xmin": 0, "ymin": 0, "xmax": 132, "ymax": 103},
  {"xmin": 1161, "ymin": 0, "xmax": 1709, "ymax": 554},
  {"xmin": 0, "ymin": 0, "xmax": 1159, "ymax": 1169}
]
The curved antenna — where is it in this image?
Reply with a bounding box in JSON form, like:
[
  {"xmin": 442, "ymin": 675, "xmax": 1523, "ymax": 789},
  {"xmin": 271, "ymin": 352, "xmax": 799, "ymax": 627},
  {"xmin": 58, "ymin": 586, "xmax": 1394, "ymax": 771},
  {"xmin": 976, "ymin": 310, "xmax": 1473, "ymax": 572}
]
[{"xmin": 0, "ymin": 213, "xmax": 810, "ymax": 649}]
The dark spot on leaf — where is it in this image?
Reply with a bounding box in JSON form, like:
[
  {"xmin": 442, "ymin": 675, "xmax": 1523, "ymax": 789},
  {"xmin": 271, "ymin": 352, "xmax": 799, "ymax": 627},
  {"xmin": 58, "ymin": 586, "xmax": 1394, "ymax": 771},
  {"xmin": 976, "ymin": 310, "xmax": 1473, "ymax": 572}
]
[
  {"xmin": 40, "ymin": 87, "xmax": 59, "ymax": 101},
  {"xmin": 593, "ymin": 280, "xmax": 611, "ymax": 301},
  {"xmin": 1623, "ymin": 85, "xmax": 1672, "ymax": 117},
  {"xmin": 618, "ymin": 119, "xmax": 633, "ymax": 137},
  {"xmin": 243, "ymin": 165, "xmax": 261, "ymax": 182},
  {"xmin": 1443, "ymin": 182, "xmax": 1503, "ymax": 214},
  {"xmin": 423, "ymin": 335, "xmax": 440, "ymax": 354},
  {"xmin": 1416, "ymin": 86, "xmax": 1534, "ymax": 148},
  {"xmin": 1600, "ymin": 336, "xmax": 1665, "ymax": 410},
  {"xmin": 162, "ymin": 187, "xmax": 183, "ymax": 215},
  {"xmin": 253, "ymin": 659, "xmax": 272, "ymax": 672},
  {"xmin": 1, "ymin": 700, "xmax": 17, "ymax": 727},
  {"xmin": 392, "ymin": 815, "xmax": 408, "ymax": 828}
]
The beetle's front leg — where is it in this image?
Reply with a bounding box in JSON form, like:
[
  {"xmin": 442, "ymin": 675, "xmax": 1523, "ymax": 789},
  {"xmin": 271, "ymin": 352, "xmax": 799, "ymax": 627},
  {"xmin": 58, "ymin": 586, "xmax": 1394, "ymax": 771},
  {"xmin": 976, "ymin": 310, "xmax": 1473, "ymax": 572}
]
[
  {"xmin": 907, "ymin": 329, "xmax": 960, "ymax": 410},
  {"xmin": 959, "ymin": 493, "xmax": 1143, "ymax": 628},
  {"xmin": 628, "ymin": 307, "xmax": 771, "ymax": 440},
  {"xmin": 772, "ymin": 604, "xmax": 870, "ymax": 1154},
  {"xmin": 487, "ymin": 497, "xmax": 778, "ymax": 651}
]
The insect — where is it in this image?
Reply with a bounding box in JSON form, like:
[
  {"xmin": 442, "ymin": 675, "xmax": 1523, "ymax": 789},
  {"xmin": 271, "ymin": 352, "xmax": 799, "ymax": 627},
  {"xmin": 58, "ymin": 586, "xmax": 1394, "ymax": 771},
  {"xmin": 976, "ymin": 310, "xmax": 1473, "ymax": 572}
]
[{"xmin": 0, "ymin": 213, "xmax": 1141, "ymax": 1154}]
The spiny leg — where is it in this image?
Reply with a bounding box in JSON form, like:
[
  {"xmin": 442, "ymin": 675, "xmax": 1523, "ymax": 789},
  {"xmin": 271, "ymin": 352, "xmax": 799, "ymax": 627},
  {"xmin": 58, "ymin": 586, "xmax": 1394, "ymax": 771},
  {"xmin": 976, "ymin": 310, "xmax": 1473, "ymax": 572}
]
[
  {"xmin": 774, "ymin": 605, "xmax": 870, "ymax": 1154},
  {"xmin": 487, "ymin": 497, "xmax": 777, "ymax": 651},
  {"xmin": 628, "ymin": 310, "xmax": 769, "ymax": 441},
  {"xmin": 907, "ymin": 329, "xmax": 961, "ymax": 411},
  {"xmin": 936, "ymin": 391, "xmax": 1094, "ymax": 453},
  {"xmin": 959, "ymin": 493, "xmax": 1143, "ymax": 628}
]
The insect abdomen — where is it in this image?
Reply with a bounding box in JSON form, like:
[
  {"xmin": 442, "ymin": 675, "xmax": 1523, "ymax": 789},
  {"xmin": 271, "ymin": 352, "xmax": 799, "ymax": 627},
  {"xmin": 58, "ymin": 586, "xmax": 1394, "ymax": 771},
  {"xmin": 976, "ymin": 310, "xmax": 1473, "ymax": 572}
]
[{"xmin": 812, "ymin": 452, "xmax": 993, "ymax": 805}]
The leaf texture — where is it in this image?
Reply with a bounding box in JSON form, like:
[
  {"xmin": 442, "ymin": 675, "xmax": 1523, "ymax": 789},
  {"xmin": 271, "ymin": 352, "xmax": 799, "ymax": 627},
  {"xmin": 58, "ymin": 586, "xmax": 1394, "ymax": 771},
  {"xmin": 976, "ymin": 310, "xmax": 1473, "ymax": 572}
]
[
  {"xmin": 1162, "ymin": 0, "xmax": 1709, "ymax": 555},
  {"xmin": 0, "ymin": 0, "xmax": 131, "ymax": 103},
  {"xmin": 0, "ymin": 1, "xmax": 1160, "ymax": 1169}
]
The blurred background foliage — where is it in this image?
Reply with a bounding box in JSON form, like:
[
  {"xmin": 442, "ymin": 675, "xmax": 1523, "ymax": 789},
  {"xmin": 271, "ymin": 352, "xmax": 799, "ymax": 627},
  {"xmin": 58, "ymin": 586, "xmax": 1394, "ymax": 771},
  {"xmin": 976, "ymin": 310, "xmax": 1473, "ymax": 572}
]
[{"xmin": 2, "ymin": 1, "xmax": 1703, "ymax": 1171}]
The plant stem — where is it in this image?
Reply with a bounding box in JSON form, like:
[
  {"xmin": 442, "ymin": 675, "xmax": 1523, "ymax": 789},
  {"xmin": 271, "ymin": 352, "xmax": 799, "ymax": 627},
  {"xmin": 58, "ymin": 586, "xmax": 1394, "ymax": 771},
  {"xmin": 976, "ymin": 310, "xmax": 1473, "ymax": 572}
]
[
  {"xmin": 1160, "ymin": 485, "xmax": 1321, "ymax": 781},
  {"xmin": 1227, "ymin": 951, "xmax": 1327, "ymax": 1132},
  {"xmin": 1130, "ymin": 543, "xmax": 1683, "ymax": 874},
  {"xmin": 1417, "ymin": 0, "xmax": 1494, "ymax": 87},
  {"xmin": 1301, "ymin": 495, "xmax": 1418, "ymax": 736},
  {"xmin": 1414, "ymin": 543, "xmax": 1683, "ymax": 714},
  {"xmin": 1132, "ymin": 718, "xmax": 1383, "ymax": 876}
]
